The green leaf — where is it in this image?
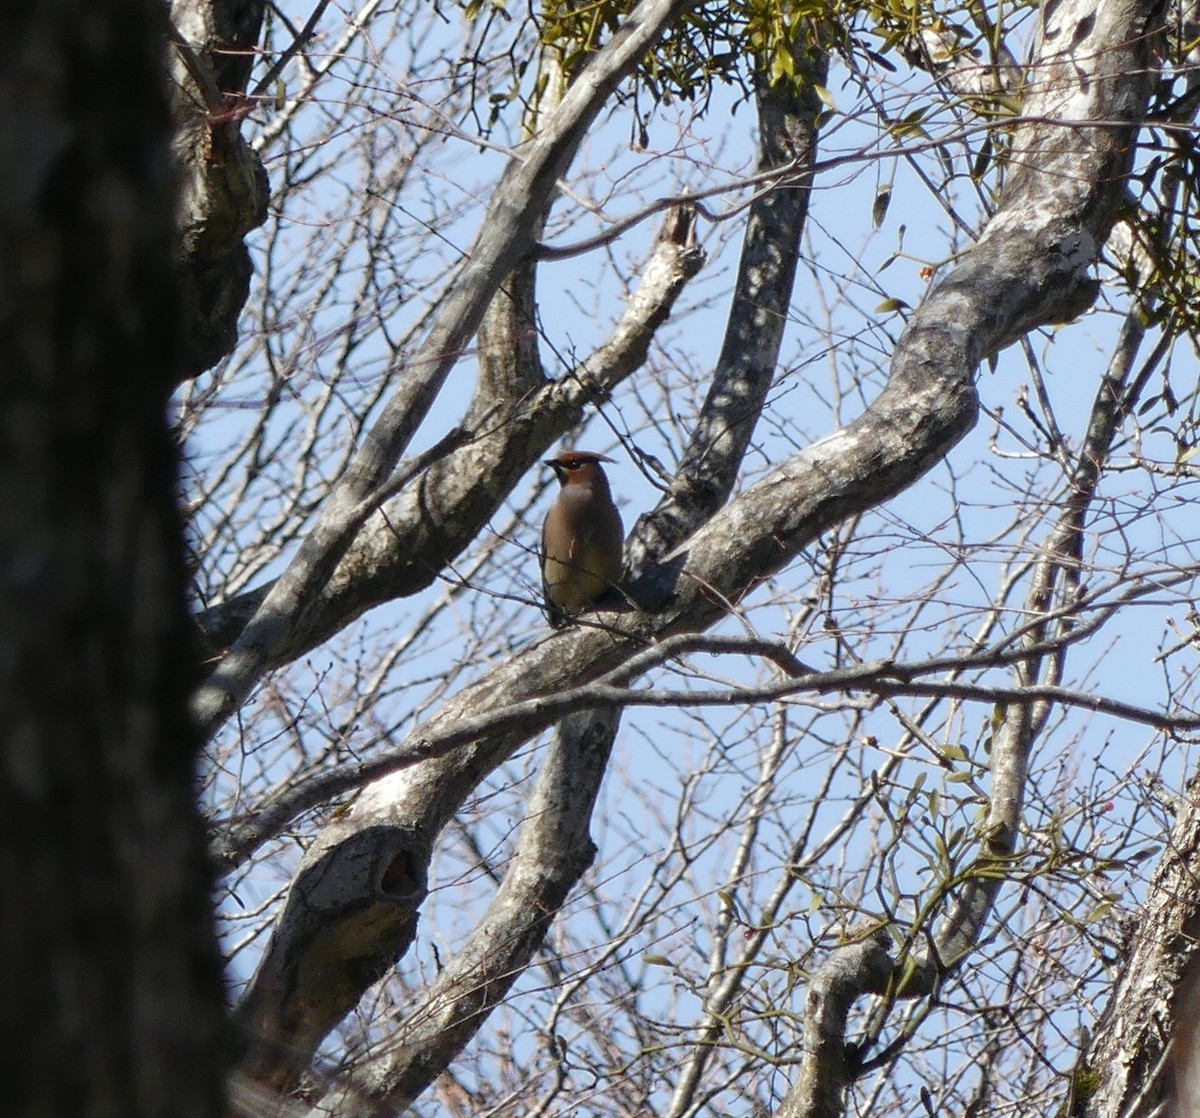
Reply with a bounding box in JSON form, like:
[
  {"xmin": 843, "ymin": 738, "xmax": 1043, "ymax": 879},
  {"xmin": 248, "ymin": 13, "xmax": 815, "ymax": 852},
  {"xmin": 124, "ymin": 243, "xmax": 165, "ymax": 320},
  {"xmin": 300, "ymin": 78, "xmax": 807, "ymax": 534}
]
[
  {"xmin": 1085, "ymin": 899, "xmax": 1114, "ymax": 924},
  {"xmin": 872, "ymin": 187, "xmax": 892, "ymax": 228},
  {"xmin": 971, "ymin": 136, "xmax": 993, "ymax": 183}
]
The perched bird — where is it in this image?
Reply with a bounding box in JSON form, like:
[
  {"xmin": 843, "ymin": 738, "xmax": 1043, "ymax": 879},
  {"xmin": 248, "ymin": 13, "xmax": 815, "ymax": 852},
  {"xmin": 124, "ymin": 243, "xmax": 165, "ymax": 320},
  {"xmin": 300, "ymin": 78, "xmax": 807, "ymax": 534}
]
[{"xmin": 541, "ymin": 451, "xmax": 624, "ymax": 627}]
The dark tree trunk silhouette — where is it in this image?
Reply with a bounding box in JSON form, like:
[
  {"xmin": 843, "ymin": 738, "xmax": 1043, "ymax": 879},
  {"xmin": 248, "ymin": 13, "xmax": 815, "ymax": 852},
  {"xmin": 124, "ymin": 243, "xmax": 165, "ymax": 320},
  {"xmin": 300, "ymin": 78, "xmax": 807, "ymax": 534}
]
[{"xmin": 0, "ymin": 3, "xmax": 224, "ymax": 1116}]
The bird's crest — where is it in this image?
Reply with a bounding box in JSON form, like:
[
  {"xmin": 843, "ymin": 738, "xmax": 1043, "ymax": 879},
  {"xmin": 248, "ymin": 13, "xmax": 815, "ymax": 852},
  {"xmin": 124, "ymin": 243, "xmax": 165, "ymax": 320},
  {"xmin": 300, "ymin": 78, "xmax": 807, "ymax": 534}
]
[{"xmin": 544, "ymin": 450, "xmax": 616, "ymax": 469}]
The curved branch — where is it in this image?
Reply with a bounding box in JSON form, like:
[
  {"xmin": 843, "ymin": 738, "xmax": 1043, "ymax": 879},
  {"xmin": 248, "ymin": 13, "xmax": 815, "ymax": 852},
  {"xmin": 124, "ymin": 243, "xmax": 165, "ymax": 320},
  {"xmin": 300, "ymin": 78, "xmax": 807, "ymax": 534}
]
[
  {"xmin": 228, "ymin": 45, "xmax": 827, "ymax": 1096},
  {"xmin": 776, "ymin": 933, "xmax": 895, "ymax": 1118},
  {"xmin": 897, "ymin": 312, "xmax": 1165, "ymax": 1004},
  {"xmin": 628, "ymin": 56, "xmax": 829, "ymax": 576},
  {"xmin": 769, "ymin": 3, "xmax": 1170, "ymax": 1103}
]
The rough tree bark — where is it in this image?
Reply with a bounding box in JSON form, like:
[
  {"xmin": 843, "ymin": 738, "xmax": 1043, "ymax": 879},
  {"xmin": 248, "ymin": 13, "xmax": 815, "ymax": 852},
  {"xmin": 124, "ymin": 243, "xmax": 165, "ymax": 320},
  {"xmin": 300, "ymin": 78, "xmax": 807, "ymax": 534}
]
[
  {"xmin": 0, "ymin": 2, "xmax": 224, "ymax": 1117},
  {"xmin": 226, "ymin": 2, "xmax": 706, "ymax": 1090},
  {"xmin": 166, "ymin": 0, "xmax": 269, "ymax": 382},
  {"xmin": 298, "ymin": 51, "xmax": 833, "ymax": 1115},
  {"xmin": 1075, "ymin": 776, "xmax": 1200, "ymax": 1118}
]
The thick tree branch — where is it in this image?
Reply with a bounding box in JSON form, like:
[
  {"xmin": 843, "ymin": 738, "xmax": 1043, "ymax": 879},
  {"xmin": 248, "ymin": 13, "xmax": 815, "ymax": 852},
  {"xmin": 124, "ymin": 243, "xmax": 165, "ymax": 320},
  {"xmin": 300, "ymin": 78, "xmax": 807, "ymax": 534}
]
[
  {"xmin": 232, "ymin": 823, "xmax": 431, "ymax": 1095},
  {"xmin": 310, "ymin": 711, "xmax": 617, "ymax": 1114},
  {"xmin": 775, "ymin": 933, "xmax": 895, "ymax": 1118},
  {"xmin": 218, "ymin": 49, "xmax": 828, "ymax": 869},
  {"xmin": 215, "ymin": 602, "xmax": 1200, "ymax": 873},
  {"xmin": 772, "ymin": 297, "xmax": 1165, "ymax": 1118},
  {"xmin": 627, "ymin": 55, "xmax": 829, "ymax": 577},
  {"xmin": 167, "ymin": 0, "xmax": 269, "ymax": 381},
  {"xmin": 886, "ymin": 316, "xmax": 1164, "ymax": 1017},
  {"xmin": 769, "ymin": 0, "xmax": 1169, "ymax": 1090}
]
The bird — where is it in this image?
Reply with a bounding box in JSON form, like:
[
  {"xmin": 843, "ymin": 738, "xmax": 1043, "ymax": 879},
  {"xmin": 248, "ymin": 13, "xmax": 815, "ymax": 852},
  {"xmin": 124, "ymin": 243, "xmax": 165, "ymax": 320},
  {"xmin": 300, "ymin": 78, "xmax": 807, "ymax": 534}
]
[{"xmin": 541, "ymin": 450, "xmax": 625, "ymax": 628}]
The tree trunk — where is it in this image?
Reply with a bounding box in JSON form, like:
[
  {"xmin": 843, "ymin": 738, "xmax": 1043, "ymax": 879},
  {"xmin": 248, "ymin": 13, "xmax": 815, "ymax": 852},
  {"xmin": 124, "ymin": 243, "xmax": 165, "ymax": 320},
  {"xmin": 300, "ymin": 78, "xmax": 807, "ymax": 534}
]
[
  {"xmin": 0, "ymin": 3, "xmax": 224, "ymax": 1116},
  {"xmin": 1077, "ymin": 777, "xmax": 1200, "ymax": 1118}
]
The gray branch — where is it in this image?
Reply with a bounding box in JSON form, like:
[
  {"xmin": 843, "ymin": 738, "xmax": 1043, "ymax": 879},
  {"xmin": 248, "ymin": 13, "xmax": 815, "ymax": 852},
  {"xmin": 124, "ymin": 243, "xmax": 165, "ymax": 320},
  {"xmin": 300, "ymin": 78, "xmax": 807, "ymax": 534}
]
[
  {"xmin": 194, "ymin": 204, "xmax": 704, "ymax": 658},
  {"xmin": 229, "ymin": 48, "xmax": 827, "ymax": 1099},
  {"xmin": 627, "ymin": 57, "xmax": 830, "ymax": 575},
  {"xmin": 769, "ymin": 5, "xmax": 1168, "ymax": 1111},
  {"xmin": 775, "ymin": 933, "xmax": 895, "ymax": 1118}
]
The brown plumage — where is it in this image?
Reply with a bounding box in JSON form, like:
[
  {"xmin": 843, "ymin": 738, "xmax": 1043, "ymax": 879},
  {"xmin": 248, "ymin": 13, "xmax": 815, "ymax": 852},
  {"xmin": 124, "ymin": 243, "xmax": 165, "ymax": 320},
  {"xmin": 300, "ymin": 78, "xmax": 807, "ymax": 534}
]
[{"xmin": 541, "ymin": 451, "xmax": 624, "ymax": 628}]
